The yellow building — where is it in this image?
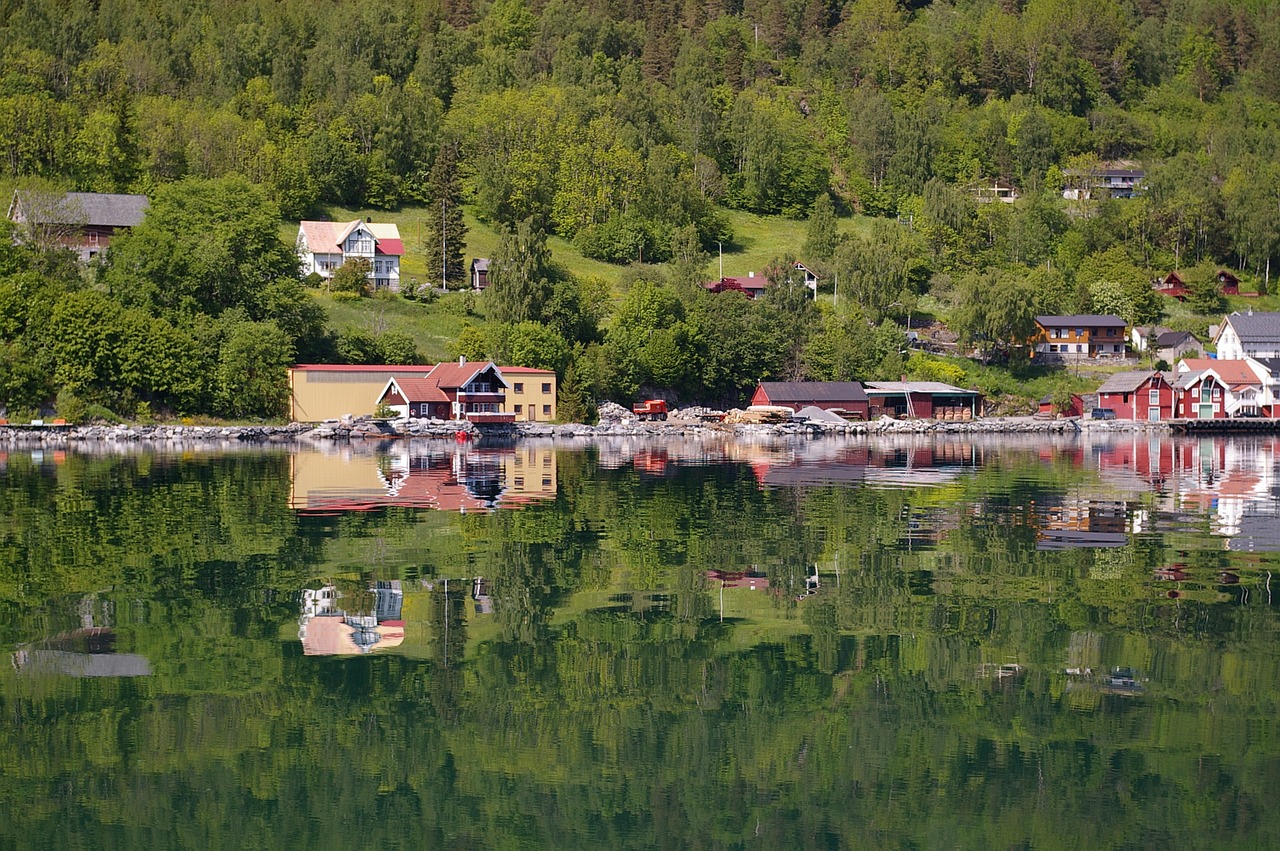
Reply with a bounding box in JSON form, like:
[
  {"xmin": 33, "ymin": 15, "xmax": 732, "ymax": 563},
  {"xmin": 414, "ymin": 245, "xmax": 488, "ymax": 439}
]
[
  {"xmin": 288, "ymin": 365, "xmax": 436, "ymax": 422},
  {"xmin": 500, "ymin": 367, "xmax": 558, "ymax": 422},
  {"xmin": 288, "ymin": 363, "xmax": 558, "ymax": 423}
]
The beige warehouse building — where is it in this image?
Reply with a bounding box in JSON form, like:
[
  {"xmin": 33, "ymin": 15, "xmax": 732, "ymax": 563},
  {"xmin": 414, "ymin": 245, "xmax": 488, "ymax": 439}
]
[{"xmin": 288, "ymin": 364, "xmax": 558, "ymax": 423}]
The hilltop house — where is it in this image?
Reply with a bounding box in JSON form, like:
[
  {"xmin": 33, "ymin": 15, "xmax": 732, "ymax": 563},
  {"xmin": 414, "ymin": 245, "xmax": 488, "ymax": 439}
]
[
  {"xmin": 1033, "ymin": 315, "xmax": 1128, "ymax": 360},
  {"xmin": 1212, "ymin": 311, "xmax": 1280, "ymax": 360},
  {"xmin": 7, "ymin": 190, "xmax": 148, "ymax": 261},
  {"xmin": 1062, "ymin": 163, "xmax": 1144, "ymax": 200},
  {"xmin": 297, "ymin": 220, "xmax": 404, "ymax": 292},
  {"xmin": 470, "ymin": 258, "xmax": 491, "ymax": 290}
]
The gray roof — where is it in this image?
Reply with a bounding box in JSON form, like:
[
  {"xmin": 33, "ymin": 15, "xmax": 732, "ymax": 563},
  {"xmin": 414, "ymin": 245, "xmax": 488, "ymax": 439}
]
[
  {"xmin": 1036, "ymin": 314, "xmax": 1127, "ymax": 328},
  {"xmin": 1225, "ymin": 311, "xmax": 1280, "ymax": 344},
  {"xmin": 12, "ymin": 191, "xmax": 149, "ymax": 228},
  {"xmin": 1155, "ymin": 330, "xmax": 1196, "ymax": 348},
  {"xmin": 863, "ymin": 381, "xmax": 980, "ymax": 395},
  {"xmin": 471, "ymin": 258, "xmax": 490, "ymax": 271},
  {"xmin": 1096, "ymin": 371, "xmax": 1159, "ymax": 394},
  {"xmin": 757, "ymin": 381, "xmax": 867, "ymax": 403},
  {"xmin": 1250, "ymin": 357, "xmax": 1280, "ymax": 378}
]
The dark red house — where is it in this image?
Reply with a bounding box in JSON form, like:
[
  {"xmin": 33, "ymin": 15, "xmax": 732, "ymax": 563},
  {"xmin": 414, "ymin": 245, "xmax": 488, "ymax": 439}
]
[
  {"xmin": 1155, "ymin": 271, "xmax": 1188, "ymax": 300},
  {"xmin": 751, "ymin": 381, "xmax": 869, "ymax": 419},
  {"xmin": 1217, "ymin": 270, "xmax": 1240, "ymax": 295},
  {"xmin": 1095, "ymin": 371, "xmax": 1176, "ymax": 421},
  {"xmin": 1171, "ymin": 369, "xmax": 1228, "ymax": 419},
  {"xmin": 377, "ymin": 359, "xmax": 514, "ymax": 422}
]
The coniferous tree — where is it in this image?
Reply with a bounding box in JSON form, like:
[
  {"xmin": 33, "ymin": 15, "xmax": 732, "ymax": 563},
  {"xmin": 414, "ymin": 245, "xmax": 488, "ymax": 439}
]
[{"xmin": 422, "ymin": 143, "xmax": 467, "ymax": 291}]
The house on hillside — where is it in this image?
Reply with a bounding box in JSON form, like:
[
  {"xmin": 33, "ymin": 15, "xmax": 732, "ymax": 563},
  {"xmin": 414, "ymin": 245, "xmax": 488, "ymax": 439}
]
[
  {"xmin": 376, "ymin": 359, "xmax": 513, "ymax": 422},
  {"xmin": 1154, "ymin": 271, "xmax": 1189, "ymax": 300},
  {"xmin": 1131, "ymin": 326, "xmax": 1204, "ymax": 362},
  {"xmin": 1217, "ymin": 270, "xmax": 1241, "ymax": 295},
  {"xmin": 972, "ymin": 178, "xmax": 1018, "ymax": 204},
  {"xmin": 1033, "ymin": 315, "xmax": 1128, "ymax": 361},
  {"xmin": 1212, "ymin": 311, "xmax": 1280, "ymax": 360},
  {"xmin": 706, "ymin": 272, "xmax": 768, "ymax": 299},
  {"xmin": 751, "ymin": 382, "xmax": 868, "ymax": 419},
  {"xmin": 7, "ymin": 190, "xmax": 148, "ymax": 261},
  {"xmin": 1062, "ymin": 163, "xmax": 1144, "ymax": 200},
  {"xmin": 297, "ymin": 220, "xmax": 404, "ymax": 292},
  {"xmin": 706, "ymin": 264, "xmax": 818, "ymax": 300},
  {"xmin": 1096, "ymin": 371, "xmax": 1176, "ymax": 421},
  {"xmin": 471, "ymin": 258, "xmax": 490, "ymax": 290}
]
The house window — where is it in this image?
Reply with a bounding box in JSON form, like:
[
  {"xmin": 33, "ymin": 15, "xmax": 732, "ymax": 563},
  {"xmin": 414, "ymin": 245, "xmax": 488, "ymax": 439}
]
[
  {"xmin": 514, "ymin": 404, "xmax": 523, "ymax": 414},
  {"xmin": 542, "ymin": 405, "xmax": 551, "ymax": 416},
  {"xmin": 1050, "ymin": 329, "xmax": 1058, "ymax": 339},
  {"xmin": 541, "ymin": 383, "xmax": 551, "ymax": 393},
  {"xmin": 87, "ymin": 231, "xmax": 99, "ymax": 245},
  {"xmin": 1213, "ymin": 387, "xmax": 1221, "ymax": 399},
  {"xmin": 515, "ymin": 477, "xmax": 524, "ymax": 487},
  {"xmin": 1077, "ymin": 345, "xmax": 1083, "ymax": 353},
  {"xmin": 1149, "ymin": 389, "xmax": 1160, "ymax": 405},
  {"xmin": 542, "ymin": 477, "xmax": 552, "ymax": 487},
  {"xmin": 1075, "ymin": 328, "xmax": 1084, "ymax": 337},
  {"xmin": 514, "ymin": 382, "xmax": 524, "ymax": 393},
  {"xmin": 1049, "ymin": 344, "xmax": 1058, "ymax": 353}
]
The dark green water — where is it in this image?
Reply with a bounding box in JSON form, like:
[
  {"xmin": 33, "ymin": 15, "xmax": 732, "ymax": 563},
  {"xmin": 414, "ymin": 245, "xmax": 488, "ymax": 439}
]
[{"xmin": 2, "ymin": 434, "xmax": 1279, "ymax": 849}]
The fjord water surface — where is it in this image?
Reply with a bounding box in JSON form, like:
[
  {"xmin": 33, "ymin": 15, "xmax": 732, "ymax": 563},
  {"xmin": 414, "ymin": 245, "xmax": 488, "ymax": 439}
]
[{"xmin": 2, "ymin": 434, "xmax": 1278, "ymax": 849}]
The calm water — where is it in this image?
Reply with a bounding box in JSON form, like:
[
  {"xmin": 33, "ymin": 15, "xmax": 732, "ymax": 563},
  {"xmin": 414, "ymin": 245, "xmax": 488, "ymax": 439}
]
[{"xmin": 2, "ymin": 434, "xmax": 1279, "ymax": 849}]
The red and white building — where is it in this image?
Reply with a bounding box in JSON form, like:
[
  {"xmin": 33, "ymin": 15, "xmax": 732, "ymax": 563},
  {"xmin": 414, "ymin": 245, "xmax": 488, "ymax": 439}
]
[
  {"xmin": 297, "ymin": 220, "xmax": 404, "ymax": 292},
  {"xmin": 377, "ymin": 360, "xmax": 513, "ymax": 423},
  {"xmin": 1095, "ymin": 371, "xmax": 1176, "ymax": 421}
]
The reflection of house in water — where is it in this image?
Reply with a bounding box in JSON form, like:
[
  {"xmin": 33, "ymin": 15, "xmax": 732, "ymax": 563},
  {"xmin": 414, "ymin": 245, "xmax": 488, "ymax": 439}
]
[
  {"xmin": 299, "ymin": 581, "xmax": 406, "ymax": 656},
  {"xmin": 1089, "ymin": 435, "xmax": 1280, "ymax": 542},
  {"xmin": 1037, "ymin": 498, "xmax": 1131, "ymax": 549},
  {"xmin": 289, "ymin": 445, "xmax": 558, "ymax": 514},
  {"xmin": 12, "ymin": 627, "xmax": 151, "ymax": 677},
  {"xmin": 748, "ymin": 441, "xmax": 983, "ymax": 490},
  {"xmin": 472, "ymin": 577, "xmax": 493, "ymax": 614}
]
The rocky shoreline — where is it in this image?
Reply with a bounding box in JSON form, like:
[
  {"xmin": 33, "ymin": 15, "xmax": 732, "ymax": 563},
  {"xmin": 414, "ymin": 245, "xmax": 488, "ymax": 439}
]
[{"xmin": 0, "ymin": 414, "xmax": 1175, "ymax": 446}]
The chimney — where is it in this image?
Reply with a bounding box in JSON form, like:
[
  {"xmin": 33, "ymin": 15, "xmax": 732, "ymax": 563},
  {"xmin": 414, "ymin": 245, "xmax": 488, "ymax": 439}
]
[
  {"xmin": 459, "ymin": 355, "xmax": 466, "ymax": 366},
  {"xmin": 748, "ymin": 271, "xmax": 755, "ymax": 278}
]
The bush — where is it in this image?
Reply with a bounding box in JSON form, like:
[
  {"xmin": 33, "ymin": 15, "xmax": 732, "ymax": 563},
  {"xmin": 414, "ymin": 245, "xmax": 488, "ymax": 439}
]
[{"xmin": 54, "ymin": 388, "xmax": 88, "ymax": 424}]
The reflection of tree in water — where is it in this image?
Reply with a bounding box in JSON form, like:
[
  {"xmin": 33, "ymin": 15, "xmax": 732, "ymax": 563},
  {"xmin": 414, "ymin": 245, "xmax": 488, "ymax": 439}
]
[{"xmin": 426, "ymin": 579, "xmax": 468, "ymax": 721}]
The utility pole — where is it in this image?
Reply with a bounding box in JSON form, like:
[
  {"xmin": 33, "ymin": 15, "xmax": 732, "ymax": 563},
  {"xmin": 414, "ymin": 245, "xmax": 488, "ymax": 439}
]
[
  {"xmin": 441, "ymin": 198, "xmax": 447, "ymax": 292},
  {"xmin": 716, "ymin": 241, "xmax": 723, "ymax": 279}
]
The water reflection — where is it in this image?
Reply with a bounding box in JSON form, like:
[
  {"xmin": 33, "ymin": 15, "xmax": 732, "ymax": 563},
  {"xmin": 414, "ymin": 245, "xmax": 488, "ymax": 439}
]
[
  {"xmin": 3, "ymin": 436, "xmax": 1280, "ymax": 847},
  {"xmin": 288, "ymin": 442, "xmax": 558, "ymax": 513}
]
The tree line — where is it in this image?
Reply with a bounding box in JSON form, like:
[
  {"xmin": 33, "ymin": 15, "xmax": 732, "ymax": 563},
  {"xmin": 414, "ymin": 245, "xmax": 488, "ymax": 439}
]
[{"xmin": 2, "ymin": 0, "xmax": 1280, "ymax": 417}]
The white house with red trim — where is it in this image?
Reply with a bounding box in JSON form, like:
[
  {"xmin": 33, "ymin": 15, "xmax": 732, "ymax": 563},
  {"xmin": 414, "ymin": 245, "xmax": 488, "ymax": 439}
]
[{"xmin": 297, "ymin": 220, "xmax": 404, "ymax": 292}]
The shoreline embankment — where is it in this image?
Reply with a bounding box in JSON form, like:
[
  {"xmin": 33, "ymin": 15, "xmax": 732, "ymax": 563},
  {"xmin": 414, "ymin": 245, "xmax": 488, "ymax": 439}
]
[{"xmin": 0, "ymin": 415, "xmax": 1178, "ymax": 447}]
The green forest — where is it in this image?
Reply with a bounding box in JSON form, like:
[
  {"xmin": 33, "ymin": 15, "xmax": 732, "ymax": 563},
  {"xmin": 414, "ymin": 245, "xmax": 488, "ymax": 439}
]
[{"xmin": 2, "ymin": 0, "xmax": 1280, "ymax": 419}]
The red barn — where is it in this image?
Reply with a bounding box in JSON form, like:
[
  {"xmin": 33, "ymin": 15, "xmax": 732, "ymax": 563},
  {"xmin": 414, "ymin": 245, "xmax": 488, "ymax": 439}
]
[
  {"xmin": 1095, "ymin": 371, "xmax": 1176, "ymax": 421},
  {"xmin": 751, "ymin": 381, "xmax": 869, "ymax": 419}
]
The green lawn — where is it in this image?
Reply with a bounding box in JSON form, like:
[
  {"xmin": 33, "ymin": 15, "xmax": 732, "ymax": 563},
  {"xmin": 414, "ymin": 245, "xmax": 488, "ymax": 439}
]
[
  {"xmin": 315, "ymin": 290, "xmax": 485, "ymax": 362},
  {"xmin": 287, "ymin": 203, "xmax": 876, "ymax": 291}
]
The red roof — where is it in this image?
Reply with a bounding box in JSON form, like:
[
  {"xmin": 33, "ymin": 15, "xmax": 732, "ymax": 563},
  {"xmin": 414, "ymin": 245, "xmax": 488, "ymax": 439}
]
[
  {"xmin": 390, "ymin": 377, "xmax": 451, "ymax": 404},
  {"xmin": 1181, "ymin": 359, "xmax": 1260, "ymax": 387},
  {"xmin": 426, "ymin": 361, "xmax": 507, "ymax": 391},
  {"xmin": 292, "ymin": 364, "xmax": 433, "ymax": 373},
  {"xmin": 375, "ymin": 238, "xmax": 404, "ymax": 256}
]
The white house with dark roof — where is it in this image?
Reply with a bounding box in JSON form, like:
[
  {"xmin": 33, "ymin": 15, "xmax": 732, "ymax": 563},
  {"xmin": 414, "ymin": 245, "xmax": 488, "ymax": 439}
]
[
  {"xmin": 1213, "ymin": 311, "xmax": 1280, "ymax": 360},
  {"xmin": 297, "ymin": 220, "xmax": 404, "ymax": 292},
  {"xmin": 7, "ymin": 190, "xmax": 149, "ymax": 261}
]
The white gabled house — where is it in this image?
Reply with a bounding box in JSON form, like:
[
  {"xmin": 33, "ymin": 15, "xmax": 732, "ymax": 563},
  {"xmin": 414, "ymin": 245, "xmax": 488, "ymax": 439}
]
[
  {"xmin": 1212, "ymin": 311, "xmax": 1280, "ymax": 361},
  {"xmin": 297, "ymin": 220, "xmax": 405, "ymax": 292}
]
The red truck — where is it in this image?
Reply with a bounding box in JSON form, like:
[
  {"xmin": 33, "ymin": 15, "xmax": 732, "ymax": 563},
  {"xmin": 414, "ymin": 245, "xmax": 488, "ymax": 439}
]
[{"xmin": 632, "ymin": 400, "xmax": 669, "ymax": 421}]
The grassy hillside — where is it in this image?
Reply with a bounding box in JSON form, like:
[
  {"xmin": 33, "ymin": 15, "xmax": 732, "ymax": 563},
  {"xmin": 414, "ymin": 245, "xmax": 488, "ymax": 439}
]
[{"xmin": 287, "ymin": 204, "xmax": 875, "ymax": 290}]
